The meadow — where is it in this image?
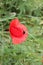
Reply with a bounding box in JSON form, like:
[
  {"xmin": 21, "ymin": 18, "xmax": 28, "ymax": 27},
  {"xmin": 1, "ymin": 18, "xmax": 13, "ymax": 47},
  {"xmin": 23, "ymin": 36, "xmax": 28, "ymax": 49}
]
[{"xmin": 0, "ymin": 0, "xmax": 43, "ymax": 65}]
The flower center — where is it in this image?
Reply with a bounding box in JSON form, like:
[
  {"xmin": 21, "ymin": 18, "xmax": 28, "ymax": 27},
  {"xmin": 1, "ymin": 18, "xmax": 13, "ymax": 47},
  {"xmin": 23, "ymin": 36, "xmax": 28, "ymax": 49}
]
[{"xmin": 23, "ymin": 31, "xmax": 25, "ymax": 34}]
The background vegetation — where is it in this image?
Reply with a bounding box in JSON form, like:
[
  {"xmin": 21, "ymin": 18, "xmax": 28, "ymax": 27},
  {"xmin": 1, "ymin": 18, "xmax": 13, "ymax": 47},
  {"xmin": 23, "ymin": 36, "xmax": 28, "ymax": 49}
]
[{"xmin": 0, "ymin": 0, "xmax": 43, "ymax": 65}]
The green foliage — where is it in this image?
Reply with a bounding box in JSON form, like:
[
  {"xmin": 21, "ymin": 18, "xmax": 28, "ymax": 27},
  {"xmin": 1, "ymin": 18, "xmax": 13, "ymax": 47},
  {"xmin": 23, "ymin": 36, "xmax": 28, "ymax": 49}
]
[{"xmin": 0, "ymin": 0, "xmax": 43, "ymax": 65}]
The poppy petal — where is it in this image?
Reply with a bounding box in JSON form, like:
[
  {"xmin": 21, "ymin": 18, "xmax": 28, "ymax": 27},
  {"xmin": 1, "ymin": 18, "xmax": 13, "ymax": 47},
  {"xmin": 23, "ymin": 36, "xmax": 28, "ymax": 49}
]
[
  {"xmin": 10, "ymin": 18, "xmax": 20, "ymax": 27},
  {"xmin": 9, "ymin": 18, "xmax": 28, "ymax": 44},
  {"xmin": 11, "ymin": 24, "xmax": 28, "ymax": 44}
]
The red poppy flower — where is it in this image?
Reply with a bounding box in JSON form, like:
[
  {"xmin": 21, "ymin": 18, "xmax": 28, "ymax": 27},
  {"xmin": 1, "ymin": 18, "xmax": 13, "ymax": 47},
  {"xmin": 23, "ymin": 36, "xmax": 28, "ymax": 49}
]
[{"xmin": 9, "ymin": 18, "xmax": 28, "ymax": 44}]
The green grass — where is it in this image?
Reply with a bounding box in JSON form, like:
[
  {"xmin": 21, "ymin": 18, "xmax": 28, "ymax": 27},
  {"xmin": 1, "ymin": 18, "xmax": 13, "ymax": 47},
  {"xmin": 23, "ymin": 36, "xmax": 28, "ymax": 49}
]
[{"xmin": 0, "ymin": 0, "xmax": 43, "ymax": 65}]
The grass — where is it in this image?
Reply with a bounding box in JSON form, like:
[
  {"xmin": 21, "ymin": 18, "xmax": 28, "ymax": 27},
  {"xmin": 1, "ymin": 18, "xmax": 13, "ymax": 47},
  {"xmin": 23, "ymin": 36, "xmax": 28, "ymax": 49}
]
[{"xmin": 0, "ymin": 0, "xmax": 43, "ymax": 65}]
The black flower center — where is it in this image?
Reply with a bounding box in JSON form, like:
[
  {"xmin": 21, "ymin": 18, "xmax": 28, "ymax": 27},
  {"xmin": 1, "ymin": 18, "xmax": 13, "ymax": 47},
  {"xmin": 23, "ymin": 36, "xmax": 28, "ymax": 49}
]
[{"xmin": 23, "ymin": 31, "xmax": 25, "ymax": 34}]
